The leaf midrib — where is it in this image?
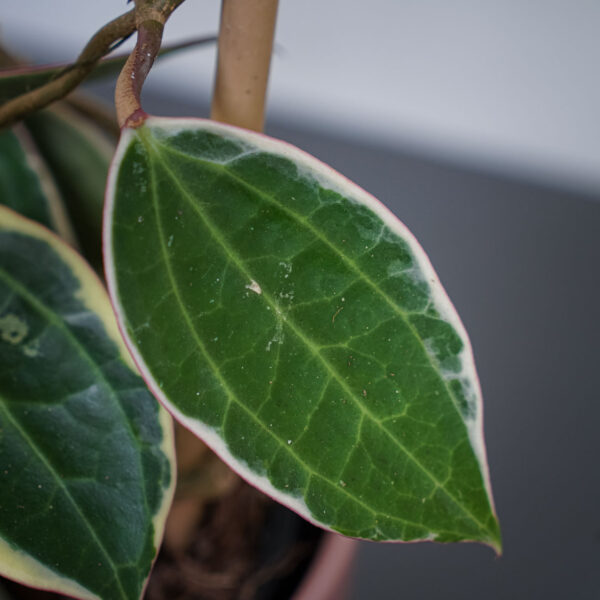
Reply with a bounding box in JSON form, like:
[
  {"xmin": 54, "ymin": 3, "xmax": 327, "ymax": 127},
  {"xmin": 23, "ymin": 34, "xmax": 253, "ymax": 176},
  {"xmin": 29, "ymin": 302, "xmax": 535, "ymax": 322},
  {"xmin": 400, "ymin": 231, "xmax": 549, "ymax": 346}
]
[
  {"xmin": 154, "ymin": 138, "xmax": 472, "ymax": 436},
  {"xmin": 140, "ymin": 133, "xmax": 491, "ymax": 537},
  {"xmin": 141, "ymin": 135, "xmax": 435, "ymax": 536}
]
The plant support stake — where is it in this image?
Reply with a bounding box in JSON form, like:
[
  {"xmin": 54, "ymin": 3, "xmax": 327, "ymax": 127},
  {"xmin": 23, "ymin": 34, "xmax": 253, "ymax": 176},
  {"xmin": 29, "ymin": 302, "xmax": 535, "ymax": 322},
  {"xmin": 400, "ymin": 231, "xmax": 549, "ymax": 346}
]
[{"xmin": 211, "ymin": 0, "xmax": 279, "ymax": 132}]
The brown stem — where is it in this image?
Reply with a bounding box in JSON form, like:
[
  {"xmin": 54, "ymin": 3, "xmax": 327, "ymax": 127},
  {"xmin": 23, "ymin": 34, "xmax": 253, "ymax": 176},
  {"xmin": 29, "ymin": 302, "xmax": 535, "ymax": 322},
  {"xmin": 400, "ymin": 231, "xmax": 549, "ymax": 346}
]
[
  {"xmin": 115, "ymin": 0, "xmax": 186, "ymax": 129},
  {"xmin": 114, "ymin": 20, "xmax": 163, "ymax": 128},
  {"xmin": 211, "ymin": 0, "xmax": 279, "ymax": 132},
  {"xmin": 0, "ymin": 10, "xmax": 136, "ymax": 130}
]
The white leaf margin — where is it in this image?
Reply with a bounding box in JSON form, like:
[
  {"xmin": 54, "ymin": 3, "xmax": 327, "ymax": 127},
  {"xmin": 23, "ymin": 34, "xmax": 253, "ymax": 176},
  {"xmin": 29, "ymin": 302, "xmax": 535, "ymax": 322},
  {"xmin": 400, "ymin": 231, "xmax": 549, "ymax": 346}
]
[
  {"xmin": 0, "ymin": 206, "xmax": 176, "ymax": 598},
  {"xmin": 104, "ymin": 116, "xmax": 497, "ymax": 546}
]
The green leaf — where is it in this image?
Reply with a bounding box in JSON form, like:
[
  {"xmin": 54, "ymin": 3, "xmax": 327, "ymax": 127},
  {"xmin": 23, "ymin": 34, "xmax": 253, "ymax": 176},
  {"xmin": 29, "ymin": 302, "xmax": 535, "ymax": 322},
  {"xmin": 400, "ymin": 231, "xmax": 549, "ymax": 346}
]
[
  {"xmin": 25, "ymin": 106, "xmax": 114, "ymax": 271},
  {"xmin": 0, "ymin": 127, "xmax": 73, "ymax": 242},
  {"xmin": 0, "ymin": 206, "xmax": 175, "ymax": 600},
  {"xmin": 105, "ymin": 117, "xmax": 500, "ymax": 551},
  {"xmin": 0, "ymin": 37, "xmax": 216, "ymax": 104}
]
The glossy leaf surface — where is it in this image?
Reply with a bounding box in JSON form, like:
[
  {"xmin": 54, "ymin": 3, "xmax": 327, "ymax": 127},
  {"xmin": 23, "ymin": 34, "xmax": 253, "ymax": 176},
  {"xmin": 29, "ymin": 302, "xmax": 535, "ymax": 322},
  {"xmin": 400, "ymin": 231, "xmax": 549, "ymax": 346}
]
[
  {"xmin": 0, "ymin": 128, "xmax": 68, "ymax": 237},
  {"xmin": 25, "ymin": 107, "xmax": 113, "ymax": 270},
  {"xmin": 0, "ymin": 206, "xmax": 175, "ymax": 599},
  {"xmin": 0, "ymin": 37, "xmax": 216, "ymax": 104},
  {"xmin": 106, "ymin": 118, "xmax": 500, "ymax": 550}
]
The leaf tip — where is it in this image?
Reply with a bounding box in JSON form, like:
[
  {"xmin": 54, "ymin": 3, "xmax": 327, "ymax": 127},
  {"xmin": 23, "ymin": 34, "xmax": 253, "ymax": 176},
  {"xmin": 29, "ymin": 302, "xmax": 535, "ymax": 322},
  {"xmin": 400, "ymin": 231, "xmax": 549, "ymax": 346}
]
[{"xmin": 483, "ymin": 517, "xmax": 502, "ymax": 556}]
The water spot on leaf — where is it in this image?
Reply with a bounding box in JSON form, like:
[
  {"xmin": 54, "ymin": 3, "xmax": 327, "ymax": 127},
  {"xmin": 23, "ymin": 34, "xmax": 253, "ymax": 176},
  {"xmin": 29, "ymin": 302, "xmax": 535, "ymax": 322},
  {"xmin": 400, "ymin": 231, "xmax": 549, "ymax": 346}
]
[
  {"xmin": 266, "ymin": 311, "xmax": 284, "ymax": 351},
  {"xmin": 0, "ymin": 314, "xmax": 28, "ymax": 345},
  {"xmin": 23, "ymin": 339, "xmax": 40, "ymax": 358},
  {"xmin": 278, "ymin": 261, "xmax": 292, "ymax": 278}
]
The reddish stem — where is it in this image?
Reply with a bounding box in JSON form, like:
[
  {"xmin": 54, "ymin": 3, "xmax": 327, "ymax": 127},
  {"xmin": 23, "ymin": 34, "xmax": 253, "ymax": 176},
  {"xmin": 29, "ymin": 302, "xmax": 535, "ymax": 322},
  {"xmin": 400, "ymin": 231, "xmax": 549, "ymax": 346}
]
[
  {"xmin": 115, "ymin": 20, "xmax": 163, "ymax": 129},
  {"xmin": 114, "ymin": 0, "xmax": 186, "ymax": 129}
]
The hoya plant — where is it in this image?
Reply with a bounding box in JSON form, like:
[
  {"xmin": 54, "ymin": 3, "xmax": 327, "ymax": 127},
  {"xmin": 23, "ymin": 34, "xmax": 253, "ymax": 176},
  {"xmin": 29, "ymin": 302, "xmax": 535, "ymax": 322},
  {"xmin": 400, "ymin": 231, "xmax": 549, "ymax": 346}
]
[{"xmin": 0, "ymin": 1, "xmax": 500, "ymax": 598}]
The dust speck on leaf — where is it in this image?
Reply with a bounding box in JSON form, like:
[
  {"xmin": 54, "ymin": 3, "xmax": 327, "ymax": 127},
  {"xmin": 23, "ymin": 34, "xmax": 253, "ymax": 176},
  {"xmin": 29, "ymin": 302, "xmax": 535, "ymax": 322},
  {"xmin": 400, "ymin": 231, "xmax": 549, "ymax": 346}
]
[
  {"xmin": 332, "ymin": 306, "xmax": 344, "ymax": 323},
  {"xmin": 245, "ymin": 280, "xmax": 262, "ymax": 295}
]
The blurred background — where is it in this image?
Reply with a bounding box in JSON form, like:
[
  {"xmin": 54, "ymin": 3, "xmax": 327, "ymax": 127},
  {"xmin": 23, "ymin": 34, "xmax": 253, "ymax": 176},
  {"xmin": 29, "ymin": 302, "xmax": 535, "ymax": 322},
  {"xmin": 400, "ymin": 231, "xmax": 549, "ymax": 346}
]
[{"xmin": 2, "ymin": 2, "xmax": 599, "ymax": 599}]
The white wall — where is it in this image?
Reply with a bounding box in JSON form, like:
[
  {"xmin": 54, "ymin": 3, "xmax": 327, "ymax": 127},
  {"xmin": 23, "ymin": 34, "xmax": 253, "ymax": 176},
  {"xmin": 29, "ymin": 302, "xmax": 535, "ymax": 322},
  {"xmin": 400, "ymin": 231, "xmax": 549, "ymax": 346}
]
[{"xmin": 2, "ymin": 1, "xmax": 599, "ymax": 193}]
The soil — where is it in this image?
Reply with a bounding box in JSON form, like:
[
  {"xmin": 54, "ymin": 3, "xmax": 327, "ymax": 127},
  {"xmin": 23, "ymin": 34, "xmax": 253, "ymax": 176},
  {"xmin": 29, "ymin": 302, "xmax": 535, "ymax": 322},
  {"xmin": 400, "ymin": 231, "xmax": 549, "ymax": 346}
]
[
  {"xmin": 146, "ymin": 480, "xmax": 322, "ymax": 600},
  {"xmin": 0, "ymin": 480, "xmax": 322, "ymax": 600}
]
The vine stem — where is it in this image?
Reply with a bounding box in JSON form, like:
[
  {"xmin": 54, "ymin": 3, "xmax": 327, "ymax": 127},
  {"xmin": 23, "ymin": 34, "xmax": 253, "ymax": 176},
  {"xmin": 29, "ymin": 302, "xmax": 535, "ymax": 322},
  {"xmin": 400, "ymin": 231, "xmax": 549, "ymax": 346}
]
[
  {"xmin": 211, "ymin": 0, "xmax": 279, "ymax": 132},
  {"xmin": 0, "ymin": 10, "xmax": 136, "ymax": 130},
  {"xmin": 114, "ymin": 0, "xmax": 186, "ymax": 129}
]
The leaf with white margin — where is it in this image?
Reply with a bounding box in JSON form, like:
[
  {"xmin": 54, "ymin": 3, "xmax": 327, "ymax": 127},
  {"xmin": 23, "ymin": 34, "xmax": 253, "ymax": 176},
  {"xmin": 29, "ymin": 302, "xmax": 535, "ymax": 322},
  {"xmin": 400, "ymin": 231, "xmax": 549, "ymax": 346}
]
[
  {"xmin": 25, "ymin": 106, "xmax": 114, "ymax": 270},
  {"xmin": 0, "ymin": 127, "xmax": 74, "ymax": 243},
  {"xmin": 105, "ymin": 117, "xmax": 501, "ymax": 552},
  {"xmin": 0, "ymin": 206, "xmax": 175, "ymax": 600}
]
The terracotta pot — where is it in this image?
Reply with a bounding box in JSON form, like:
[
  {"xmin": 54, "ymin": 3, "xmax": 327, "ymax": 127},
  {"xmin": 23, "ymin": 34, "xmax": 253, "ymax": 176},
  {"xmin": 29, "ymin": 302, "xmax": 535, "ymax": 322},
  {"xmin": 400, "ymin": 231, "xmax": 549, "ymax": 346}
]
[{"xmin": 292, "ymin": 533, "xmax": 358, "ymax": 600}]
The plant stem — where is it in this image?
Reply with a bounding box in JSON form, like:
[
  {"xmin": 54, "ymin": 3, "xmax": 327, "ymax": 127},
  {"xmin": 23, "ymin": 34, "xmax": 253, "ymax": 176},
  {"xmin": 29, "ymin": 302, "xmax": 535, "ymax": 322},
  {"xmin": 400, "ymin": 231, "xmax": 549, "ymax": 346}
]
[
  {"xmin": 114, "ymin": 20, "xmax": 163, "ymax": 128},
  {"xmin": 0, "ymin": 10, "xmax": 136, "ymax": 130},
  {"xmin": 114, "ymin": 0, "xmax": 186, "ymax": 129},
  {"xmin": 211, "ymin": 0, "xmax": 279, "ymax": 132}
]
